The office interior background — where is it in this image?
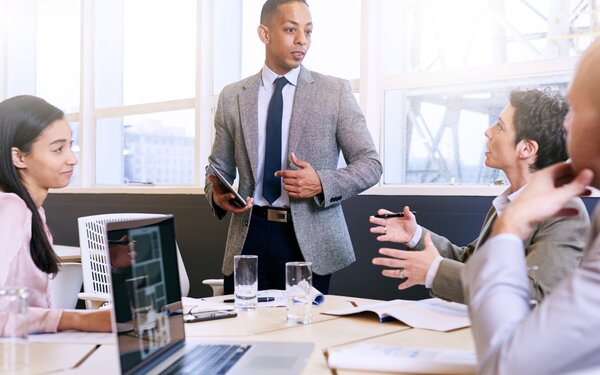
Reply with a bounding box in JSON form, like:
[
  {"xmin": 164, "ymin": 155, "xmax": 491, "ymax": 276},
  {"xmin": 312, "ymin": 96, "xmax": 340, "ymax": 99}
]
[{"xmin": 1, "ymin": 0, "xmax": 599, "ymax": 299}]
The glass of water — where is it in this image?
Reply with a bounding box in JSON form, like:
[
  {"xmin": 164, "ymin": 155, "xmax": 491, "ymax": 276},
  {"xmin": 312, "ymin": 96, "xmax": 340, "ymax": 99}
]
[
  {"xmin": 234, "ymin": 255, "xmax": 258, "ymax": 309},
  {"xmin": 286, "ymin": 262, "xmax": 313, "ymax": 325},
  {"xmin": 0, "ymin": 287, "xmax": 29, "ymax": 373}
]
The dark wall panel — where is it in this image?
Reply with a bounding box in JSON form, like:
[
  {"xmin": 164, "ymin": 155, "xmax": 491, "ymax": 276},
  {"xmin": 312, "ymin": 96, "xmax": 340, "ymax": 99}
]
[
  {"xmin": 45, "ymin": 193, "xmax": 598, "ymax": 300},
  {"xmin": 45, "ymin": 194, "xmax": 230, "ymax": 298}
]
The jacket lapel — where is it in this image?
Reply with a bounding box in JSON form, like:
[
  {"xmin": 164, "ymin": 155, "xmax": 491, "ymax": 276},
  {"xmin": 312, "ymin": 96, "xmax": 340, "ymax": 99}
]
[
  {"xmin": 239, "ymin": 73, "xmax": 261, "ymax": 181},
  {"xmin": 475, "ymin": 206, "xmax": 498, "ymax": 249},
  {"xmin": 287, "ymin": 66, "xmax": 315, "ymax": 165}
]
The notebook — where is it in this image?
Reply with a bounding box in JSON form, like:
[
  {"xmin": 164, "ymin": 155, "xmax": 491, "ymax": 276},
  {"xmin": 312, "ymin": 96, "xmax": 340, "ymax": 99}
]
[{"xmin": 106, "ymin": 214, "xmax": 313, "ymax": 375}]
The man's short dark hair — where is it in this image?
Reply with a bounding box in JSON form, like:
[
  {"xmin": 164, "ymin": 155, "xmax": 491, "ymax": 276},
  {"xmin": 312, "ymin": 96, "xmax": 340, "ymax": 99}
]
[
  {"xmin": 260, "ymin": 0, "xmax": 309, "ymax": 25},
  {"xmin": 510, "ymin": 88, "xmax": 569, "ymax": 171}
]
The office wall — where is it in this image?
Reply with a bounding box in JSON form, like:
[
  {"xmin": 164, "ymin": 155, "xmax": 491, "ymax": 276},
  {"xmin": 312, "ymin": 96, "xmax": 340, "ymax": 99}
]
[{"xmin": 45, "ymin": 193, "xmax": 598, "ymax": 301}]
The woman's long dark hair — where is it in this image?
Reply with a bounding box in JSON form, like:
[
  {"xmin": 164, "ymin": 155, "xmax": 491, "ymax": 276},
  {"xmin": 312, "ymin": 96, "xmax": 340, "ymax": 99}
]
[{"xmin": 0, "ymin": 95, "xmax": 64, "ymax": 274}]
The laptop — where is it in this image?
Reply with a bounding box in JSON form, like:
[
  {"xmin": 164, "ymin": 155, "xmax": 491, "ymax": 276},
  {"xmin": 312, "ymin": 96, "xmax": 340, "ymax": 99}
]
[{"xmin": 106, "ymin": 214, "xmax": 313, "ymax": 375}]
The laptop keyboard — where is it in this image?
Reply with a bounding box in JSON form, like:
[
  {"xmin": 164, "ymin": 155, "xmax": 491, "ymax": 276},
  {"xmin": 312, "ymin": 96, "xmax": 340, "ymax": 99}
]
[{"xmin": 161, "ymin": 344, "xmax": 251, "ymax": 375}]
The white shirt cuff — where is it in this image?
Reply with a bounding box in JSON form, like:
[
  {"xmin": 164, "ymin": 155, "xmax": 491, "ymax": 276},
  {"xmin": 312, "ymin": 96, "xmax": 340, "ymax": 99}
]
[
  {"xmin": 425, "ymin": 255, "xmax": 443, "ymax": 288},
  {"xmin": 406, "ymin": 225, "xmax": 423, "ymax": 248}
]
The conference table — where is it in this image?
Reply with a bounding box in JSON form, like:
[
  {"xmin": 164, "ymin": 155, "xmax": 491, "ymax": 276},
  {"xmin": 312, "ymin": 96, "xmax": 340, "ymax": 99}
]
[
  {"xmin": 19, "ymin": 294, "xmax": 475, "ymax": 374},
  {"xmin": 54, "ymin": 245, "xmax": 82, "ymax": 263}
]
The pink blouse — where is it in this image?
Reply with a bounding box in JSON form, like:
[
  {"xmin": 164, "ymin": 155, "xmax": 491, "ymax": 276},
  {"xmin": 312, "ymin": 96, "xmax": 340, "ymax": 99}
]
[{"xmin": 0, "ymin": 192, "xmax": 62, "ymax": 333}]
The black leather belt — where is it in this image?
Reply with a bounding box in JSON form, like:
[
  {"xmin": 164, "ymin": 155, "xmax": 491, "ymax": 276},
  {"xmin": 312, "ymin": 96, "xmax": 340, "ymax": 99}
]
[{"xmin": 252, "ymin": 206, "xmax": 291, "ymax": 223}]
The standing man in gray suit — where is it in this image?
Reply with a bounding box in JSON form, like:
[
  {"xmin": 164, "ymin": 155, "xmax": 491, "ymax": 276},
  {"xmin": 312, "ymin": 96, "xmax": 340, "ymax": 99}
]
[
  {"xmin": 462, "ymin": 39, "xmax": 600, "ymax": 374},
  {"xmin": 369, "ymin": 89, "xmax": 589, "ymax": 303},
  {"xmin": 206, "ymin": 0, "xmax": 382, "ymax": 294}
]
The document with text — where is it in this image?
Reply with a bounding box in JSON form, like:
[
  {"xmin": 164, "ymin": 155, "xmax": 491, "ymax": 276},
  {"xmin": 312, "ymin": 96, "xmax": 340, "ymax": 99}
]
[{"xmin": 322, "ymin": 298, "xmax": 470, "ymax": 332}]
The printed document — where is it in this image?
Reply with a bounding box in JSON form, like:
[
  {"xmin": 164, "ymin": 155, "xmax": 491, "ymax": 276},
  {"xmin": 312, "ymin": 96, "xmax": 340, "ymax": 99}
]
[{"xmin": 322, "ymin": 298, "xmax": 469, "ymax": 332}]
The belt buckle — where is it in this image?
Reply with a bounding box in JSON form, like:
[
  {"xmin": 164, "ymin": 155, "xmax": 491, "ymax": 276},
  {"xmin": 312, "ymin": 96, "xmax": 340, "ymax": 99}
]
[{"xmin": 267, "ymin": 208, "xmax": 288, "ymax": 223}]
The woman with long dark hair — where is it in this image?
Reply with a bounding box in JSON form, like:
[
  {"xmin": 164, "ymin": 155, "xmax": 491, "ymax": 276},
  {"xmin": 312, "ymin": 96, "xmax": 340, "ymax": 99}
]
[{"xmin": 0, "ymin": 95, "xmax": 110, "ymax": 333}]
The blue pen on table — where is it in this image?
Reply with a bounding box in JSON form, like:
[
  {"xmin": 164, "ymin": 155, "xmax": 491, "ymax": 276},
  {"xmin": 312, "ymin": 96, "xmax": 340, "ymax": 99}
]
[
  {"xmin": 374, "ymin": 211, "xmax": 416, "ymax": 219},
  {"xmin": 223, "ymin": 297, "xmax": 275, "ymax": 303}
]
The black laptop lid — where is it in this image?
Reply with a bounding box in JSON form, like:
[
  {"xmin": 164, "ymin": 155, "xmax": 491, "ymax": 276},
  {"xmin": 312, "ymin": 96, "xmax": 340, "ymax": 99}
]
[{"xmin": 107, "ymin": 215, "xmax": 185, "ymax": 375}]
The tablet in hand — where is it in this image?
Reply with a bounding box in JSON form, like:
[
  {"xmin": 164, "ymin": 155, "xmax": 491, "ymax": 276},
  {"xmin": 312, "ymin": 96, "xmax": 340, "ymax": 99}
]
[{"xmin": 207, "ymin": 163, "xmax": 247, "ymax": 208}]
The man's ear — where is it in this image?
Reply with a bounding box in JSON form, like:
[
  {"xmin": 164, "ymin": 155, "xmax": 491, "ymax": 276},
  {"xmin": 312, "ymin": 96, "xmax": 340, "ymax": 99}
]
[
  {"xmin": 11, "ymin": 147, "xmax": 27, "ymax": 169},
  {"xmin": 518, "ymin": 139, "xmax": 539, "ymax": 159},
  {"xmin": 258, "ymin": 24, "xmax": 270, "ymax": 44}
]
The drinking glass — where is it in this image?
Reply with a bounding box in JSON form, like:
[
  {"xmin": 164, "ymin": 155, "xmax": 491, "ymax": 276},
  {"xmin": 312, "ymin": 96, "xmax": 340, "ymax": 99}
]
[
  {"xmin": 234, "ymin": 255, "xmax": 258, "ymax": 309},
  {"xmin": 286, "ymin": 262, "xmax": 313, "ymax": 324},
  {"xmin": 0, "ymin": 287, "xmax": 29, "ymax": 373}
]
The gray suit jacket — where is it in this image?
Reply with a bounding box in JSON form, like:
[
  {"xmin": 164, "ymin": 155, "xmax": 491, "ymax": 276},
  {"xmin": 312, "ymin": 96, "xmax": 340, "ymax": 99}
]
[
  {"xmin": 414, "ymin": 197, "xmax": 589, "ymax": 303},
  {"xmin": 206, "ymin": 66, "xmax": 382, "ymax": 276}
]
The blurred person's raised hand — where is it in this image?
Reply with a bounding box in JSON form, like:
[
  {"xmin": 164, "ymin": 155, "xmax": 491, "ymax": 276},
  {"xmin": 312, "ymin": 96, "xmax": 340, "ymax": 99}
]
[{"xmin": 493, "ymin": 162, "xmax": 593, "ymax": 240}]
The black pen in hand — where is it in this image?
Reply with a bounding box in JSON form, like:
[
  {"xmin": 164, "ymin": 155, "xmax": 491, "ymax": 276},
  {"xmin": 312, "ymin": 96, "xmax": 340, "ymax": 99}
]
[
  {"xmin": 374, "ymin": 211, "xmax": 417, "ymax": 219},
  {"xmin": 223, "ymin": 297, "xmax": 275, "ymax": 303}
]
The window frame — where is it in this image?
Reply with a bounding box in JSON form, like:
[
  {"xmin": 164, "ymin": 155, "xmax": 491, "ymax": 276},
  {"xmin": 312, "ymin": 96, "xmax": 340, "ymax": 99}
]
[
  {"xmin": 60, "ymin": 0, "xmax": 214, "ymax": 194},
  {"xmin": 3, "ymin": 0, "xmax": 590, "ymax": 196}
]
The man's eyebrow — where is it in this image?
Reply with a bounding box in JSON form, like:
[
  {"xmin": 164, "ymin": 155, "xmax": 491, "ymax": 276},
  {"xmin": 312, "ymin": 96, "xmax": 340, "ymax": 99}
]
[
  {"xmin": 284, "ymin": 20, "xmax": 312, "ymax": 27},
  {"xmin": 497, "ymin": 117, "xmax": 506, "ymax": 126}
]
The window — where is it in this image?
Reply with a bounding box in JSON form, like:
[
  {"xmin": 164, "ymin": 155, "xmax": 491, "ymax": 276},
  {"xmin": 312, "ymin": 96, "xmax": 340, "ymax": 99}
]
[
  {"xmin": 2, "ymin": 0, "xmax": 81, "ymax": 112},
  {"xmin": 380, "ymin": 0, "xmax": 599, "ymax": 188},
  {"xmin": 96, "ymin": 110, "xmax": 195, "ymax": 185},
  {"xmin": 384, "ymin": 76, "xmax": 569, "ymax": 185},
  {"xmin": 239, "ymin": 0, "xmax": 361, "ymax": 82},
  {"xmin": 94, "ymin": 0, "xmax": 196, "ymax": 108},
  {"xmin": 2, "ymin": 0, "xmax": 199, "ymax": 188},
  {"xmin": 1, "ymin": 0, "xmax": 598, "ymax": 194}
]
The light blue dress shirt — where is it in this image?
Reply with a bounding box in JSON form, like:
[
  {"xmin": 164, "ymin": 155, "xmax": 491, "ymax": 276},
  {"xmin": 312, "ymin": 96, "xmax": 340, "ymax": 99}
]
[{"xmin": 253, "ymin": 65, "xmax": 300, "ymax": 207}]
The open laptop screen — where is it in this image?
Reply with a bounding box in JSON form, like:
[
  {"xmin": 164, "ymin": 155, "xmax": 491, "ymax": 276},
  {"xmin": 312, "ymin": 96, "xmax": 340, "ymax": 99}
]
[{"xmin": 107, "ymin": 215, "xmax": 185, "ymax": 375}]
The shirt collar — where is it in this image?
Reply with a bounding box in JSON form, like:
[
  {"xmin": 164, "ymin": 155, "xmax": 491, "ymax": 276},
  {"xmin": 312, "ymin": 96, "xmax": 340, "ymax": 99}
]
[
  {"xmin": 261, "ymin": 65, "xmax": 300, "ymax": 88},
  {"xmin": 492, "ymin": 184, "xmax": 527, "ymax": 216}
]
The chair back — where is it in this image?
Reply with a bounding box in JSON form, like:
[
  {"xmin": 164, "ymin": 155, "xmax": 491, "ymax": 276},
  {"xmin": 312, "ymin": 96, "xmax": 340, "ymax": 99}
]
[
  {"xmin": 202, "ymin": 279, "xmax": 224, "ymax": 296},
  {"xmin": 77, "ymin": 213, "xmax": 190, "ymax": 309},
  {"xmin": 50, "ymin": 262, "xmax": 83, "ymax": 309}
]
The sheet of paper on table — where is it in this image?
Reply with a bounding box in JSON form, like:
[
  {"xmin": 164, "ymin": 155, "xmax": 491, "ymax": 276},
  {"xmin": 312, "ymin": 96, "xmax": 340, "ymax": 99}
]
[
  {"xmin": 322, "ymin": 298, "xmax": 470, "ymax": 332},
  {"xmin": 327, "ymin": 343, "xmax": 476, "ymax": 374},
  {"xmin": 255, "ymin": 288, "xmax": 324, "ymax": 307}
]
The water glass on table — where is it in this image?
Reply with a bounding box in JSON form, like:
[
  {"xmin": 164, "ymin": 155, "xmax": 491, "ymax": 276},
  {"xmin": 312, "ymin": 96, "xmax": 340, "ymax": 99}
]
[
  {"xmin": 286, "ymin": 262, "xmax": 313, "ymax": 325},
  {"xmin": 0, "ymin": 286, "xmax": 29, "ymax": 373},
  {"xmin": 234, "ymin": 255, "xmax": 258, "ymax": 309}
]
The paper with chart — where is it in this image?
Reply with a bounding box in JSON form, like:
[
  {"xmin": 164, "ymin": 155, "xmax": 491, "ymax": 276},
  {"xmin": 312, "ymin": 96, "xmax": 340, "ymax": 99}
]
[{"xmin": 322, "ymin": 298, "xmax": 470, "ymax": 332}]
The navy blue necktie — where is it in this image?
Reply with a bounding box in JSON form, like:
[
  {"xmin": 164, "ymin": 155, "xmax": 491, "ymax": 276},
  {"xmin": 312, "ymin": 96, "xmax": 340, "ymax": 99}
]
[{"xmin": 263, "ymin": 76, "xmax": 289, "ymax": 205}]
